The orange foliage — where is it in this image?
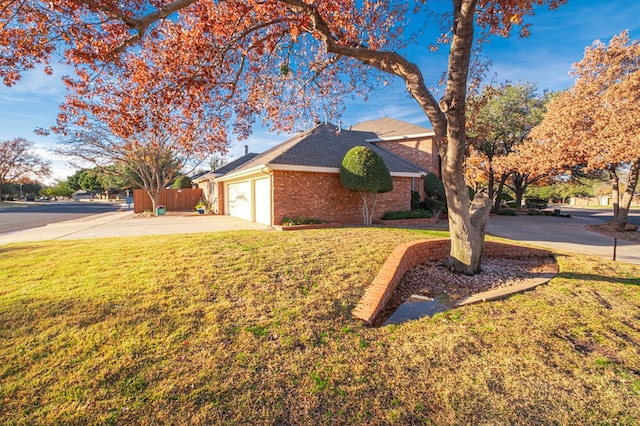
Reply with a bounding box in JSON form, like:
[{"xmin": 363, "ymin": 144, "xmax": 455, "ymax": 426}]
[
  {"xmin": 530, "ymin": 31, "xmax": 640, "ymax": 173},
  {"xmin": 2, "ymin": 0, "xmax": 567, "ymax": 272}
]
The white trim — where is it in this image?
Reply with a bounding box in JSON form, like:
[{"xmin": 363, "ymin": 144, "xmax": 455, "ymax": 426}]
[
  {"xmin": 392, "ymin": 171, "xmax": 427, "ymax": 177},
  {"xmin": 365, "ymin": 132, "xmax": 435, "ymax": 142},
  {"xmin": 266, "ymin": 164, "xmax": 424, "ymax": 177},
  {"xmin": 266, "ymin": 164, "xmax": 339, "ymax": 174},
  {"xmin": 193, "ymin": 172, "xmax": 221, "ymax": 183},
  {"xmin": 216, "ymin": 165, "xmax": 266, "ymax": 182},
  {"xmin": 218, "ymin": 162, "xmax": 425, "ymax": 181}
]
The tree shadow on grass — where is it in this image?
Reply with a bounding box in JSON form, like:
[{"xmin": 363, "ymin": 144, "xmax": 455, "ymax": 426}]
[{"xmin": 555, "ymin": 271, "xmax": 640, "ymax": 287}]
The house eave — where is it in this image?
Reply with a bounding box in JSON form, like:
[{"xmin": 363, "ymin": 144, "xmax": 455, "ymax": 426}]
[
  {"xmin": 216, "ymin": 163, "xmax": 425, "ymax": 181},
  {"xmin": 215, "ymin": 165, "xmax": 268, "ymax": 182},
  {"xmin": 365, "ymin": 132, "xmax": 436, "ymax": 142},
  {"xmin": 193, "ymin": 172, "xmax": 222, "ymax": 183},
  {"xmin": 267, "ymin": 163, "xmax": 425, "ymax": 178}
]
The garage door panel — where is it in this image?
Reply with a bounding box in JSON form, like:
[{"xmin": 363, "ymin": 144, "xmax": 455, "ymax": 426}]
[{"xmin": 228, "ymin": 182, "xmax": 251, "ymax": 221}]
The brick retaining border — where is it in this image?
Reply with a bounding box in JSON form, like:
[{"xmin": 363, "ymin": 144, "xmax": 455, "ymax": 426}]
[{"xmin": 352, "ymin": 238, "xmax": 554, "ymax": 325}]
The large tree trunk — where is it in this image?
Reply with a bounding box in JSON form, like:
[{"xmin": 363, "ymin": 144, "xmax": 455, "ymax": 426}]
[
  {"xmin": 614, "ymin": 157, "xmax": 640, "ymax": 228},
  {"xmin": 439, "ymin": 0, "xmax": 490, "ymax": 274}
]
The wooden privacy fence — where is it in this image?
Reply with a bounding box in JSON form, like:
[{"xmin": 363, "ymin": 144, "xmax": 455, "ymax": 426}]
[{"xmin": 133, "ymin": 188, "xmax": 203, "ymax": 213}]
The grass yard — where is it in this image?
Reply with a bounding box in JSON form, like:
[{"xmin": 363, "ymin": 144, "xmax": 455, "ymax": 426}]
[{"xmin": 1, "ymin": 228, "xmax": 639, "ymax": 425}]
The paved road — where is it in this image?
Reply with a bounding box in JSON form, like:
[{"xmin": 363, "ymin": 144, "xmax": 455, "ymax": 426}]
[
  {"xmin": 487, "ymin": 206, "xmax": 640, "ymax": 265},
  {"xmin": 0, "ymin": 201, "xmax": 122, "ymax": 233},
  {"xmin": 555, "ymin": 206, "xmax": 640, "ymax": 227}
]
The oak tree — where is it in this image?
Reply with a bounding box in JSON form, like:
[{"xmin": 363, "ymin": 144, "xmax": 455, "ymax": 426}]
[
  {"xmin": 531, "ymin": 31, "xmax": 640, "ymax": 228},
  {"xmin": 0, "ymin": 138, "xmax": 51, "ymax": 197},
  {"xmin": 466, "ymin": 82, "xmax": 547, "ymax": 211},
  {"xmin": 1, "ymin": 0, "xmax": 567, "ymax": 273}
]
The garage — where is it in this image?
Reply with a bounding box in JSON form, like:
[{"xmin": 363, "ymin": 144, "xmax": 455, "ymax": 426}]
[
  {"xmin": 226, "ymin": 177, "xmax": 272, "ymax": 225},
  {"xmin": 227, "ymin": 181, "xmax": 251, "ymax": 221}
]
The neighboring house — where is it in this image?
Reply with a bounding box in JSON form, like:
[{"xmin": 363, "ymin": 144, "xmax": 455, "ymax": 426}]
[
  {"xmin": 72, "ymin": 190, "xmax": 92, "ymax": 201},
  {"xmin": 194, "ymin": 118, "xmax": 438, "ymax": 226}
]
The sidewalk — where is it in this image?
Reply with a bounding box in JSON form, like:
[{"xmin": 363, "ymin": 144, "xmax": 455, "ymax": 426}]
[{"xmin": 0, "ymin": 210, "xmax": 269, "ymax": 245}]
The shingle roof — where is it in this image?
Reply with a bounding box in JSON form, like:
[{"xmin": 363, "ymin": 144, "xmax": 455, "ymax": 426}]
[
  {"xmin": 350, "ymin": 117, "xmax": 434, "ymax": 139},
  {"xmin": 213, "ymin": 153, "xmax": 259, "ymax": 175},
  {"xmin": 219, "ymin": 122, "xmax": 426, "ymax": 179}
]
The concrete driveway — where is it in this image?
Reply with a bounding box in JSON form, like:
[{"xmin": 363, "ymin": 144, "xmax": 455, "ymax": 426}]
[
  {"xmin": 487, "ymin": 211, "xmax": 640, "ymax": 265},
  {"xmin": 0, "ymin": 210, "xmax": 269, "ymax": 245}
]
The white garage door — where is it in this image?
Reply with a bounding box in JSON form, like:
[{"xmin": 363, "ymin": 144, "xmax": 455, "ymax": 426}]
[
  {"xmin": 254, "ymin": 178, "xmax": 271, "ymax": 225},
  {"xmin": 228, "ymin": 181, "xmax": 251, "ymax": 221}
]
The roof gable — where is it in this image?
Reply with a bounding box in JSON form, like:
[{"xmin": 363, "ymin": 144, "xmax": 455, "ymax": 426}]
[
  {"xmin": 218, "ymin": 121, "xmax": 429, "ymax": 180},
  {"xmin": 214, "ymin": 153, "xmax": 259, "ymax": 175},
  {"xmin": 350, "ymin": 117, "xmax": 434, "ymax": 140}
]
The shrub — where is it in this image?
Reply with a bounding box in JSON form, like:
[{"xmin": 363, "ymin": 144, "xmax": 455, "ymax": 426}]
[
  {"xmin": 410, "ymin": 190, "xmax": 420, "ymax": 210},
  {"xmin": 498, "ymin": 209, "xmax": 517, "ymax": 216},
  {"xmin": 340, "ymin": 146, "xmax": 392, "ymax": 193},
  {"xmin": 380, "ymin": 210, "xmax": 433, "ymax": 220},
  {"xmin": 524, "ymin": 197, "xmax": 548, "ymax": 210},
  {"xmin": 281, "ymin": 216, "xmax": 327, "ymax": 226},
  {"xmin": 423, "ymin": 172, "xmax": 447, "ymax": 214},
  {"xmin": 340, "ymin": 146, "xmax": 393, "ymax": 225},
  {"xmin": 420, "ymin": 198, "xmax": 445, "ymax": 213}
]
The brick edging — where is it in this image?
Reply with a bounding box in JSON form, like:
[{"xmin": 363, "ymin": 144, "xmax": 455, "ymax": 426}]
[{"xmin": 352, "ymin": 239, "xmax": 554, "ymax": 325}]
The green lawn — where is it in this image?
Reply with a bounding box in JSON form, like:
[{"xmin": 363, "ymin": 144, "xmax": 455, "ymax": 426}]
[{"xmin": 1, "ymin": 228, "xmax": 639, "ymax": 425}]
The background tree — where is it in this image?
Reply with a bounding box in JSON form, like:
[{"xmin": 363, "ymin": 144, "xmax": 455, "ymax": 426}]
[
  {"xmin": 55, "ymin": 52, "xmax": 222, "ymax": 212},
  {"xmin": 0, "ymin": 138, "xmax": 51, "ymax": 198},
  {"xmin": 340, "ymin": 146, "xmax": 393, "ymax": 225},
  {"xmin": 172, "ymin": 176, "xmax": 192, "ymax": 189},
  {"xmin": 78, "ymin": 170, "xmax": 103, "ymax": 198},
  {"xmin": 530, "ymin": 31, "xmax": 640, "ymax": 229},
  {"xmin": 1, "ymin": 0, "xmax": 567, "ymax": 273},
  {"xmin": 42, "ymin": 180, "xmax": 74, "ymax": 199},
  {"xmin": 466, "ymin": 82, "xmax": 547, "ymax": 212},
  {"xmin": 210, "ymin": 155, "xmax": 229, "ymax": 172},
  {"xmin": 59, "ymin": 127, "xmax": 202, "ymax": 212}
]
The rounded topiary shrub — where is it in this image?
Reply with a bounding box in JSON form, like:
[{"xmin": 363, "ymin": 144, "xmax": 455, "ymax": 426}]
[{"xmin": 340, "ymin": 146, "xmax": 392, "ymax": 193}]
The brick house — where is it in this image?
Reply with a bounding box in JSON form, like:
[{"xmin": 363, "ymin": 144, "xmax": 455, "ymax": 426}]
[{"xmin": 194, "ymin": 118, "xmax": 438, "ymax": 226}]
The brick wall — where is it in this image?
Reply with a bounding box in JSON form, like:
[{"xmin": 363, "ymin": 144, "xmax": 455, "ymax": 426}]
[
  {"xmin": 214, "ymin": 181, "xmax": 225, "ymax": 215},
  {"xmin": 272, "ymin": 170, "xmax": 414, "ymax": 225},
  {"xmin": 352, "ymin": 239, "xmax": 553, "ymax": 324},
  {"xmin": 373, "ymin": 137, "xmax": 438, "ymax": 200},
  {"xmin": 373, "ymin": 137, "xmax": 437, "ymax": 173}
]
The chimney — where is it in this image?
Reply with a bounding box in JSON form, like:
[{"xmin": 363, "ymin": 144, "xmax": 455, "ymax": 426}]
[{"xmin": 244, "ymin": 145, "xmax": 249, "ymax": 155}]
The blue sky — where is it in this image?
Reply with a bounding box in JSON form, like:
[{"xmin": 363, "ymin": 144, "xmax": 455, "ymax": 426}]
[{"xmin": 1, "ymin": 0, "xmax": 639, "ymax": 183}]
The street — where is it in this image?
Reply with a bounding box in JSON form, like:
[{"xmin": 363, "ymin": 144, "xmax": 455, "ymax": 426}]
[
  {"xmin": 554, "ymin": 206, "xmax": 640, "ymax": 227},
  {"xmin": 0, "ymin": 201, "xmax": 122, "ymax": 234},
  {"xmin": 487, "ymin": 206, "xmax": 640, "ymax": 265}
]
